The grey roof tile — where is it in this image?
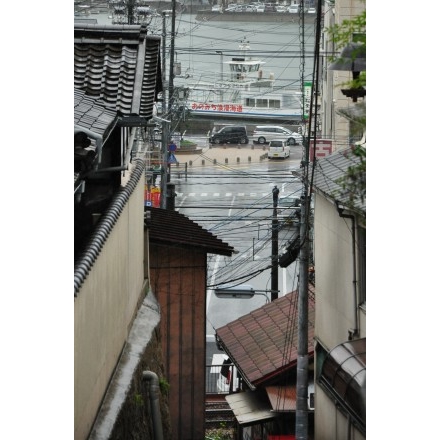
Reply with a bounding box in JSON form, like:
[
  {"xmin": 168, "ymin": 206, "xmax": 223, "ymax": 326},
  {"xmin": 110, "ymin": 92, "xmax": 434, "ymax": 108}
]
[
  {"xmin": 74, "ymin": 23, "xmax": 162, "ymax": 120},
  {"xmin": 313, "ymin": 147, "xmax": 366, "ymax": 215}
]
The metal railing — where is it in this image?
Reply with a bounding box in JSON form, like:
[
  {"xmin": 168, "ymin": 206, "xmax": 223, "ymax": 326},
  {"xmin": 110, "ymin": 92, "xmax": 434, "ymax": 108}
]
[{"xmin": 206, "ymin": 363, "xmax": 240, "ymax": 395}]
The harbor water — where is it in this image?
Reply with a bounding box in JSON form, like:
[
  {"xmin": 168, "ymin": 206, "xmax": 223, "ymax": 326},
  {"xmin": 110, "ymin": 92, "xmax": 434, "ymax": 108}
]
[{"xmin": 79, "ymin": 12, "xmax": 316, "ymax": 89}]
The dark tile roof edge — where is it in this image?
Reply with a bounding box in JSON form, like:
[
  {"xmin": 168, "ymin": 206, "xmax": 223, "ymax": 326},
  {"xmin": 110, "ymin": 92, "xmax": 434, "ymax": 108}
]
[
  {"xmin": 74, "ymin": 88, "xmax": 119, "ymax": 143},
  {"xmin": 74, "ymin": 23, "xmax": 148, "ymax": 42},
  {"xmin": 145, "ymin": 207, "xmax": 235, "ymax": 256},
  {"xmin": 74, "ymin": 159, "xmax": 145, "ymax": 297},
  {"xmin": 312, "ymin": 147, "xmax": 366, "ymax": 216}
]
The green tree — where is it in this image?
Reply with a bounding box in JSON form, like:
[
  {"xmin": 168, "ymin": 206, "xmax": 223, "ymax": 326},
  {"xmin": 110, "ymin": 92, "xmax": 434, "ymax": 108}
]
[{"xmin": 326, "ymin": 8, "xmax": 366, "ymax": 209}]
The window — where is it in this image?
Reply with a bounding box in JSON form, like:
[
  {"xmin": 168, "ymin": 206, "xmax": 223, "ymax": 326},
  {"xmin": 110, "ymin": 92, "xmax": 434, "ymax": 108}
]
[{"xmin": 268, "ymin": 99, "xmax": 281, "ymax": 109}]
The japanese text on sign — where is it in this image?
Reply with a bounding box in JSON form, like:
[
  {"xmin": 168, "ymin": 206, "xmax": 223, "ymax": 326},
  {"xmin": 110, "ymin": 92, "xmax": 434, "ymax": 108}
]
[
  {"xmin": 303, "ymin": 81, "xmax": 312, "ymax": 120},
  {"xmin": 190, "ymin": 102, "xmax": 243, "ymax": 113}
]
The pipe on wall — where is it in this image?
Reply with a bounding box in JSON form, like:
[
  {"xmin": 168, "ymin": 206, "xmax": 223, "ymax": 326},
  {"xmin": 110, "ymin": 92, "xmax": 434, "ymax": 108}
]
[
  {"xmin": 142, "ymin": 371, "xmax": 164, "ymax": 440},
  {"xmin": 335, "ymin": 201, "xmax": 359, "ymax": 340}
]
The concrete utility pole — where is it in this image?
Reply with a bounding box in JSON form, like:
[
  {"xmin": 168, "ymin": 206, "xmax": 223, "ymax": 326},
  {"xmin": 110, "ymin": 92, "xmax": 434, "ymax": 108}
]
[
  {"xmin": 296, "ymin": 0, "xmax": 322, "ymax": 437},
  {"xmin": 295, "ymin": 1, "xmax": 309, "ymax": 438},
  {"xmin": 295, "ymin": 177, "xmax": 310, "ymax": 439},
  {"xmin": 271, "ymin": 185, "xmax": 279, "ymax": 301},
  {"xmin": 162, "ymin": 11, "xmax": 170, "ymax": 115},
  {"xmin": 168, "ymin": 0, "xmax": 177, "ymax": 116}
]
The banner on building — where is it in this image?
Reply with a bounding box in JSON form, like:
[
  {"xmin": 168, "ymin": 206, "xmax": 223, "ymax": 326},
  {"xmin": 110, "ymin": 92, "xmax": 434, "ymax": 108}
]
[{"xmin": 303, "ymin": 81, "xmax": 312, "ymax": 120}]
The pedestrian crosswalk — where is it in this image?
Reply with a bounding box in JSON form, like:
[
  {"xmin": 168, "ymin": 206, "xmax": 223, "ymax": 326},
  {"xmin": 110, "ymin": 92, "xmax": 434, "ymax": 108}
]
[{"xmin": 177, "ymin": 192, "xmax": 275, "ymax": 198}]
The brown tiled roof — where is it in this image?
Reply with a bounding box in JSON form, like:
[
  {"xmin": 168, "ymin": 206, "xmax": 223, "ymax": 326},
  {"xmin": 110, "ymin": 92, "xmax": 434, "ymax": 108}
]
[
  {"xmin": 145, "ymin": 207, "xmax": 234, "ymax": 256},
  {"xmin": 74, "ymin": 23, "xmax": 162, "ymax": 120},
  {"xmin": 216, "ymin": 285, "xmax": 315, "ymax": 388}
]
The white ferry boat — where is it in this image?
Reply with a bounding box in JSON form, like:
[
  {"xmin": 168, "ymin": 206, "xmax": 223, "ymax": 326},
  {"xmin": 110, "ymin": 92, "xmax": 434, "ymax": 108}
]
[{"xmin": 174, "ymin": 40, "xmax": 304, "ymax": 123}]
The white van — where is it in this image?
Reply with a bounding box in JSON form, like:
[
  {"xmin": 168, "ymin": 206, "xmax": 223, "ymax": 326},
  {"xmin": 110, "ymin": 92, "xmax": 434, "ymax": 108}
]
[
  {"xmin": 268, "ymin": 140, "xmax": 290, "ymax": 159},
  {"xmin": 253, "ymin": 125, "xmax": 302, "ymax": 145},
  {"xmin": 287, "ymin": 4, "xmax": 299, "ymax": 13}
]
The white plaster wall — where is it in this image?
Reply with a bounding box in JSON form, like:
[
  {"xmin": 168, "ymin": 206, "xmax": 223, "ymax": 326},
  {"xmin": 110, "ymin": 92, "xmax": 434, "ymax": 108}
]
[
  {"xmin": 74, "ymin": 176, "xmax": 145, "ymax": 440},
  {"xmin": 314, "ymin": 191, "xmax": 365, "ymax": 440},
  {"xmin": 314, "ymin": 194, "xmax": 358, "ymax": 347}
]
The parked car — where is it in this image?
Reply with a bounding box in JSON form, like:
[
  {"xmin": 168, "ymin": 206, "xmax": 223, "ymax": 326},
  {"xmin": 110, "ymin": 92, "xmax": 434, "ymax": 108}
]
[
  {"xmin": 211, "ymin": 4, "xmax": 222, "ymax": 12},
  {"xmin": 209, "ymin": 125, "xmax": 249, "ymax": 144},
  {"xmin": 287, "ymin": 5, "xmax": 299, "ymax": 13},
  {"xmin": 224, "ymin": 5, "xmax": 239, "ymax": 12},
  {"xmin": 276, "ymin": 5, "xmax": 287, "ymax": 12},
  {"xmin": 277, "ymin": 194, "xmax": 301, "ymax": 222},
  {"xmin": 255, "ymin": 4, "xmax": 265, "ymax": 12},
  {"xmin": 252, "ymin": 125, "xmax": 302, "ymax": 145},
  {"xmin": 307, "ymin": 7, "xmax": 316, "ymax": 14},
  {"xmin": 268, "ymin": 140, "xmax": 290, "ymax": 159},
  {"xmin": 264, "ymin": 4, "xmax": 277, "ymax": 12}
]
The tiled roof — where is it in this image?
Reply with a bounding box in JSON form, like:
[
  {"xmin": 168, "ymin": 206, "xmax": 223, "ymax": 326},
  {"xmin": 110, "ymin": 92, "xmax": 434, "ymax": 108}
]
[
  {"xmin": 312, "ymin": 147, "xmax": 366, "ymax": 215},
  {"xmin": 74, "ymin": 23, "xmax": 162, "ymax": 120},
  {"xmin": 216, "ymin": 286, "xmax": 315, "ymax": 388},
  {"xmin": 145, "ymin": 207, "xmax": 234, "ymax": 256},
  {"xmin": 74, "ymin": 88, "xmax": 118, "ymax": 142}
]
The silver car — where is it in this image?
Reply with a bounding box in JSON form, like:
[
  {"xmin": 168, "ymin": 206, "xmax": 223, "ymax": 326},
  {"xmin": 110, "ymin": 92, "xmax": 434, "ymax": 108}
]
[{"xmin": 252, "ymin": 125, "xmax": 303, "ymax": 145}]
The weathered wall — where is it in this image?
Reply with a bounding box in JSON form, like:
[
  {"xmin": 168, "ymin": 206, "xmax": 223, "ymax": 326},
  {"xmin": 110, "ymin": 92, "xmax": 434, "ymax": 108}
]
[
  {"xmin": 74, "ymin": 172, "xmax": 145, "ymax": 440},
  {"xmin": 149, "ymin": 244, "xmax": 208, "ymax": 440},
  {"xmin": 107, "ymin": 316, "xmax": 173, "ymax": 440}
]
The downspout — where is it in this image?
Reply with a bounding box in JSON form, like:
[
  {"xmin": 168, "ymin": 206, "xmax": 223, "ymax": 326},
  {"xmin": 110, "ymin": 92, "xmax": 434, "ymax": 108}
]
[
  {"xmin": 142, "ymin": 371, "xmax": 164, "ymax": 440},
  {"xmin": 335, "ymin": 201, "xmax": 359, "ymax": 339},
  {"xmin": 74, "ymin": 125, "xmax": 103, "ymax": 168}
]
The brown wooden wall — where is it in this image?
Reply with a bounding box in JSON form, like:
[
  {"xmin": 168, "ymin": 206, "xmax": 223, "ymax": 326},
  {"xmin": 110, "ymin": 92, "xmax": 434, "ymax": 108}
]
[{"xmin": 148, "ymin": 243, "xmax": 207, "ymax": 440}]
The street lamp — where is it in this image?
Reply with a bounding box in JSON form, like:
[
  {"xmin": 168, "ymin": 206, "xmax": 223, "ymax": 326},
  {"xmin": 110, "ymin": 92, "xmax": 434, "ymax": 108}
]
[{"xmin": 214, "ymin": 284, "xmax": 277, "ymax": 303}]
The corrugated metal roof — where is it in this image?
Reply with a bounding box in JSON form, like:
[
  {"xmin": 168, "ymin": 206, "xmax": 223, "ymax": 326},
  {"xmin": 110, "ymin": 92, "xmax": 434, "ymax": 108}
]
[
  {"xmin": 145, "ymin": 207, "xmax": 234, "ymax": 256},
  {"xmin": 266, "ymin": 385, "xmax": 296, "ymax": 411},
  {"xmin": 216, "ymin": 286, "xmax": 315, "ymax": 388},
  {"xmin": 74, "ymin": 23, "xmax": 161, "ymax": 120},
  {"xmin": 312, "ymin": 147, "xmax": 366, "ymax": 215},
  {"xmin": 225, "ymin": 390, "xmax": 275, "ymax": 425}
]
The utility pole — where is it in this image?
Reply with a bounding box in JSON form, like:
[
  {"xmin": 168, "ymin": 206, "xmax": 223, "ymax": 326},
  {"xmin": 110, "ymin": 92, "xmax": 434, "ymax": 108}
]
[
  {"xmin": 168, "ymin": 0, "xmax": 177, "ymax": 117},
  {"xmin": 295, "ymin": 1, "xmax": 309, "ymax": 439},
  {"xmin": 127, "ymin": 0, "xmax": 135, "ymax": 24},
  {"xmin": 271, "ymin": 185, "xmax": 279, "ymax": 302},
  {"xmin": 161, "ymin": 10, "xmax": 170, "ymax": 116},
  {"xmin": 216, "ymin": 50, "xmax": 224, "ymax": 102}
]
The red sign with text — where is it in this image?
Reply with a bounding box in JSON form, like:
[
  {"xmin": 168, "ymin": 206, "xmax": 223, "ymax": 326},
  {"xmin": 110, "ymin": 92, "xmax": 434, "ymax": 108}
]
[
  {"xmin": 190, "ymin": 102, "xmax": 243, "ymax": 113},
  {"xmin": 310, "ymin": 139, "xmax": 332, "ymax": 161}
]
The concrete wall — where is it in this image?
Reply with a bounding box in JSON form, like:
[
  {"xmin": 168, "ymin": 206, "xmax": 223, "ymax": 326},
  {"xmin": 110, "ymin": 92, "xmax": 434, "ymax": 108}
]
[
  {"xmin": 89, "ymin": 292, "xmax": 173, "ymax": 440},
  {"xmin": 74, "ymin": 173, "xmax": 146, "ymax": 440},
  {"xmin": 313, "ymin": 192, "xmax": 366, "ymax": 439},
  {"xmin": 314, "ymin": 194, "xmax": 364, "ymax": 348}
]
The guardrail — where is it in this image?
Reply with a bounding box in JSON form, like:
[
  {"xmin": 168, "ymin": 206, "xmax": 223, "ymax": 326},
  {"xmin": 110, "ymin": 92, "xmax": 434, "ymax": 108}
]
[{"xmin": 206, "ymin": 363, "xmax": 241, "ymax": 395}]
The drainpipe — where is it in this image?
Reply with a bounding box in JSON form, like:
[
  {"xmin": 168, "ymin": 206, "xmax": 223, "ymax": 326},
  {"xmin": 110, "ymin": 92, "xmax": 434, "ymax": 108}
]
[
  {"xmin": 335, "ymin": 201, "xmax": 359, "ymax": 340},
  {"xmin": 142, "ymin": 371, "xmax": 164, "ymax": 440},
  {"xmin": 74, "ymin": 125, "xmax": 103, "ymax": 168}
]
